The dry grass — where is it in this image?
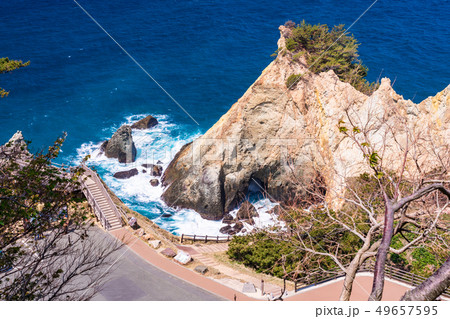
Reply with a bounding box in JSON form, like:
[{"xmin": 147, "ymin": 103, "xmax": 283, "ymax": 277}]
[{"xmin": 212, "ymin": 251, "xmax": 295, "ymax": 290}]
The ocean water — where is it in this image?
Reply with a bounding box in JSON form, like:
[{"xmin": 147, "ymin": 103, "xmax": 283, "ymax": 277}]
[{"xmin": 1, "ymin": 0, "xmax": 449, "ymax": 234}]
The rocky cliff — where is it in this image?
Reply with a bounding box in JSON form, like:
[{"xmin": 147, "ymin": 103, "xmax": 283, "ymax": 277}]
[
  {"xmin": 161, "ymin": 26, "xmax": 450, "ymax": 220},
  {"xmin": 102, "ymin": 125, "xmax": 137, "ymax": 163}
]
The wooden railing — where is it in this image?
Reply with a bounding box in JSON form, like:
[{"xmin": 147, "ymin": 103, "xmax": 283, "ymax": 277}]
[
  {"xmin": 116, "ymin": 205, "xmax": 129, "ymax": 225},
  {"xmin": 79, "ymin": 165, "xmax": 123, "ymax": 230},
  {"xmin": 294, "ymin": 261, "xmax": 450, "ymax": 298},
  {"xmin": 180, "ymin": 234, "xmax": 232, "ymax": 243}
]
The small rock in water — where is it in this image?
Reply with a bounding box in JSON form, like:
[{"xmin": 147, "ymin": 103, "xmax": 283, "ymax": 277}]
[
  {"xmin": 219, "ymin": 225, "xmax": 232, "ymax": 234},
  {"xmin": 113, "ymin": 168, "xmax": 138, "ymax": 179},
  {"xmin": 242, "ymin": 282, "xmax": 257, "ymax": 293},
  {"xmin": 222, "ymin": 213, "xmax": 234, "ymax": 224},
  {"xmin": 161, "ymin": 213, "xmax": 172, "ymax": 218},
  {"xmin": 131, "ymin": 115, "xmax": 158, "ymax": 130},
  {"xmin": 142, "ymin": 164, "xmax": 163, "ymax": 177},
  {"xmin": 194, "ymin": 265, "xmax": 208, "ymax": 274},
  {"xmin": 157, "ymin": 160, "xmax": 163, "ymax": 165},
  {"xmin": 150, "ymin": 178, "xmax": 159, "ymax": 187},
  {"xmin": 234, "ymin": 221, "xmax": 244, "ymax": 231}
]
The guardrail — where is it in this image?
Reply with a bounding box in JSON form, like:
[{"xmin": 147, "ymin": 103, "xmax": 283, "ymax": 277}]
[
  {"xmin": 81, "ymin": 164, "xmax": 124, "ymax": 227},
  {"xmin": 180, "ymin": 234, "xmax": 232, "ymax": 243},
  {"xmin": 294, "ymin": 261, "xmax": 450, "ymax": 298},
  {"xmin": 116, "ymin": 205, "xmax": 129, "ymax": 225},
  {"xmin": 81, "ymin": 179, "xmax": 112, "ymax": 230}
]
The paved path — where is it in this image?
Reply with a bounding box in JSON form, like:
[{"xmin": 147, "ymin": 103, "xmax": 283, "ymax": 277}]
[
  {"xmin": 109, "ymin": 228, "xmax": 254, "ymax": 301},
  {"xmin": 104, "ymin": 228, "xmax": 423, "ymax": 301},
  {"xmin": 92, "ymin": 244, "xmax": 224, "ymax": 301},
  {"xmin": 285, "ymin": 274, "xmax": 411, "ymax": 301}
]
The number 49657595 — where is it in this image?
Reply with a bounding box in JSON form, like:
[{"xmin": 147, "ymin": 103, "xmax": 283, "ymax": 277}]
[{"xmin": 375, "ymin": 305, "xmax": 437, "ymax": 316}]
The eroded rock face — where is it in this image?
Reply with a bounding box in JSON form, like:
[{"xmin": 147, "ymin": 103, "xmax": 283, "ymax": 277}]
[
  {"xmin": 161, "ymin": 25, "xmax": 450, "ymax": 220},
  {"xmin": 104, "ymin": 125, "xmax": 137, "ymax": 163},
  {"xmin": 131, "ymin": 115, "xmax": 158, "ymax": 130}
]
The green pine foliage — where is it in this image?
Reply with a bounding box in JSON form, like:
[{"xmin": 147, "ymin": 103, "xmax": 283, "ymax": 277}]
[
  {"xmin": 227, "ymin": 232, "xmax": 303, "ymax": 278},
  {"xmin": 284, "ymin": 20, "xmax": 378, "ymax": 95},
  {"xmin": 0, "ymin": 57, "xmax": 30, "ymax": 98}
]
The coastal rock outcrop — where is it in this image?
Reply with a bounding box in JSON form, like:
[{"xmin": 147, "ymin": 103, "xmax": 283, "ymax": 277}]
[
  {"xmin": 131, "ymin": 115, "xmax": 158, "ymax": 130},
  {"xmin": 161, "ymin": 25, "xmax": 450, "ymax": 220},
  {"xmin": 150, "ymin": 178, "xmax": 159, "ymax": 187},
  {"xmin": 113, "ymin": 168, "xmax": 138, "ymax": 179},
  {"xmin": 103, "ymin": 125, "xmax": 137, "ymax": 163},
  {"xmin": 0, "ymin": 131, "xmax": 29, "ymax": 157},
  {"xmin": 142, "ymin": 164, "xmax": 163, "ymax": 177}
]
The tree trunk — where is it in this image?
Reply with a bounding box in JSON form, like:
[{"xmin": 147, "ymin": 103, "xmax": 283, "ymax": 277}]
[
  {"xmin": 339, "ymin": 260, "xmax": 360, "ymax": 301},
  {"xmin": 369, "ymin": 204, "xmax": 395, "ymax": 301},
  {"xmin": 401, "ymin": 256, "xmax": 450, "ymax": 301}
]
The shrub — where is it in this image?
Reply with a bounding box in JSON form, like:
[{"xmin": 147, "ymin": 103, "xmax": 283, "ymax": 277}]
[
  {"xmin": 286, "ymin": 74, "xmax": 302, "ymax": 89},
  {"xmin": 283, "ymin": 20, "xmax": 378, "ymax": 95},
  {"xmin": 227, "ymin": 232, "xmax": 302, "ymax": 278}
]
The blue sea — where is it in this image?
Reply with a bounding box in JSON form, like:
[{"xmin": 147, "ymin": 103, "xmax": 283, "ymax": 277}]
[{"xmin": 1, "ymin": 0, "xmax": 449, "ymax": 234}]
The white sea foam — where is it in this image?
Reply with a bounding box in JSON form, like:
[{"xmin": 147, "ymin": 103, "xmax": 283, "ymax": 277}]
[{"xmin": 76, "ymin": 114, "xmax": 284, "ymax": 236}]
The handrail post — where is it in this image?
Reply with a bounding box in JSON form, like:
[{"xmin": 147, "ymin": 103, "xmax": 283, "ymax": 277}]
[
  {"xmin": 181, "ymin": 234, "xmax": 184, "ymax": 243},
  {"xmin": 205, "ymin": 235, "xmax": 208, "ymax": 243}
]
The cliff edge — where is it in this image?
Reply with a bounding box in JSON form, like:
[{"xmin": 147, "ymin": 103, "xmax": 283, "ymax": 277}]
[{"xmin": 161, "ymin": 25, "xmax": 450, "ymax": 220}]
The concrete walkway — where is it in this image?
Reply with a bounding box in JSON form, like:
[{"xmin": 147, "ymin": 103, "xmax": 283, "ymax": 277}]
[
  {"xmin": 109, "ymin": 228, "xmax": 423, "ymax": 301},
  {"xmin": 285, "ymin": 273, "xmax": 411, "ymax": 301},
  {"xmin": 92, "ymin": 243, "xmax": 224, "ymax": 301},
  {"xmin": 110, "ymin": 228, "xmax": 254, "ymax": 301}
]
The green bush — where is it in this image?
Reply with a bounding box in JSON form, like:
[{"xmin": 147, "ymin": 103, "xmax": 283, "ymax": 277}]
[
  {"xmin": 286, "ymin": 74, "xmax": 302, "ymax": 89},
  {"xmin": 283, "ymin": 20, "xmax": 378, "ymax": 95},
  {"xmin": 227, "ymin": 232, "xmax": 302, "ymax": 278}
]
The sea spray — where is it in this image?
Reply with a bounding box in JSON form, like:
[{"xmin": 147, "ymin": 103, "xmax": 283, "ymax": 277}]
[{"xmin": 76, "ymin": 114, "xmax": 284, "ymax": 236}]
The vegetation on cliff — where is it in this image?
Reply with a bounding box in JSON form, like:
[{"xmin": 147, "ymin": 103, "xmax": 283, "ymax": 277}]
[
  {"xmin": 0, "ymin": 58, "xmax": 29, "ymax": 98},
  {"xmin": 0, "ymin": 135, "xmax": 121, "ymax": 300},
  {"xmin": 283, "ymin": 20, "xmax": 378, "ymax": 95}
]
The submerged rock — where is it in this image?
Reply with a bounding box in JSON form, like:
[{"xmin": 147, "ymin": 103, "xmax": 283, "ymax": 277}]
[
  {"xmin": 104, "ymin": 125, "xmax": 137, "ymax": 163},
  {"xmin": 222, "ymin": 213, "xmax": 234, "ymax": 224},
  {"xmin": 150, "ymin": 178, "xmax": 159, "ymax": 187},
  {"xmin": 131, "ymin": 115, "xmax": 158, "ymax": 130},
  {"xmin": 113, "ymin": 168, "xmax": 138, "ymax": 179},
  {"xmin": 161, "ymin": 25, "xmax": 450, "ymax": 221}
]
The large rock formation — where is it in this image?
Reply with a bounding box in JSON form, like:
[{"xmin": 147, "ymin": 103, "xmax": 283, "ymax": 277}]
[
  {"xmin": 0, "ymin": 131, "xmax": 31, "ymax": 162},
  {"xmin": 103, "ymin": 125, "xmax": 137, "ymax": 163},
  {"xmin": 161, "ymin": 26, "xmax": 450, "ymax": 220},
  {"xmin": 131, "ymin": 115, "xmax": 158, "ymax": 130}
]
